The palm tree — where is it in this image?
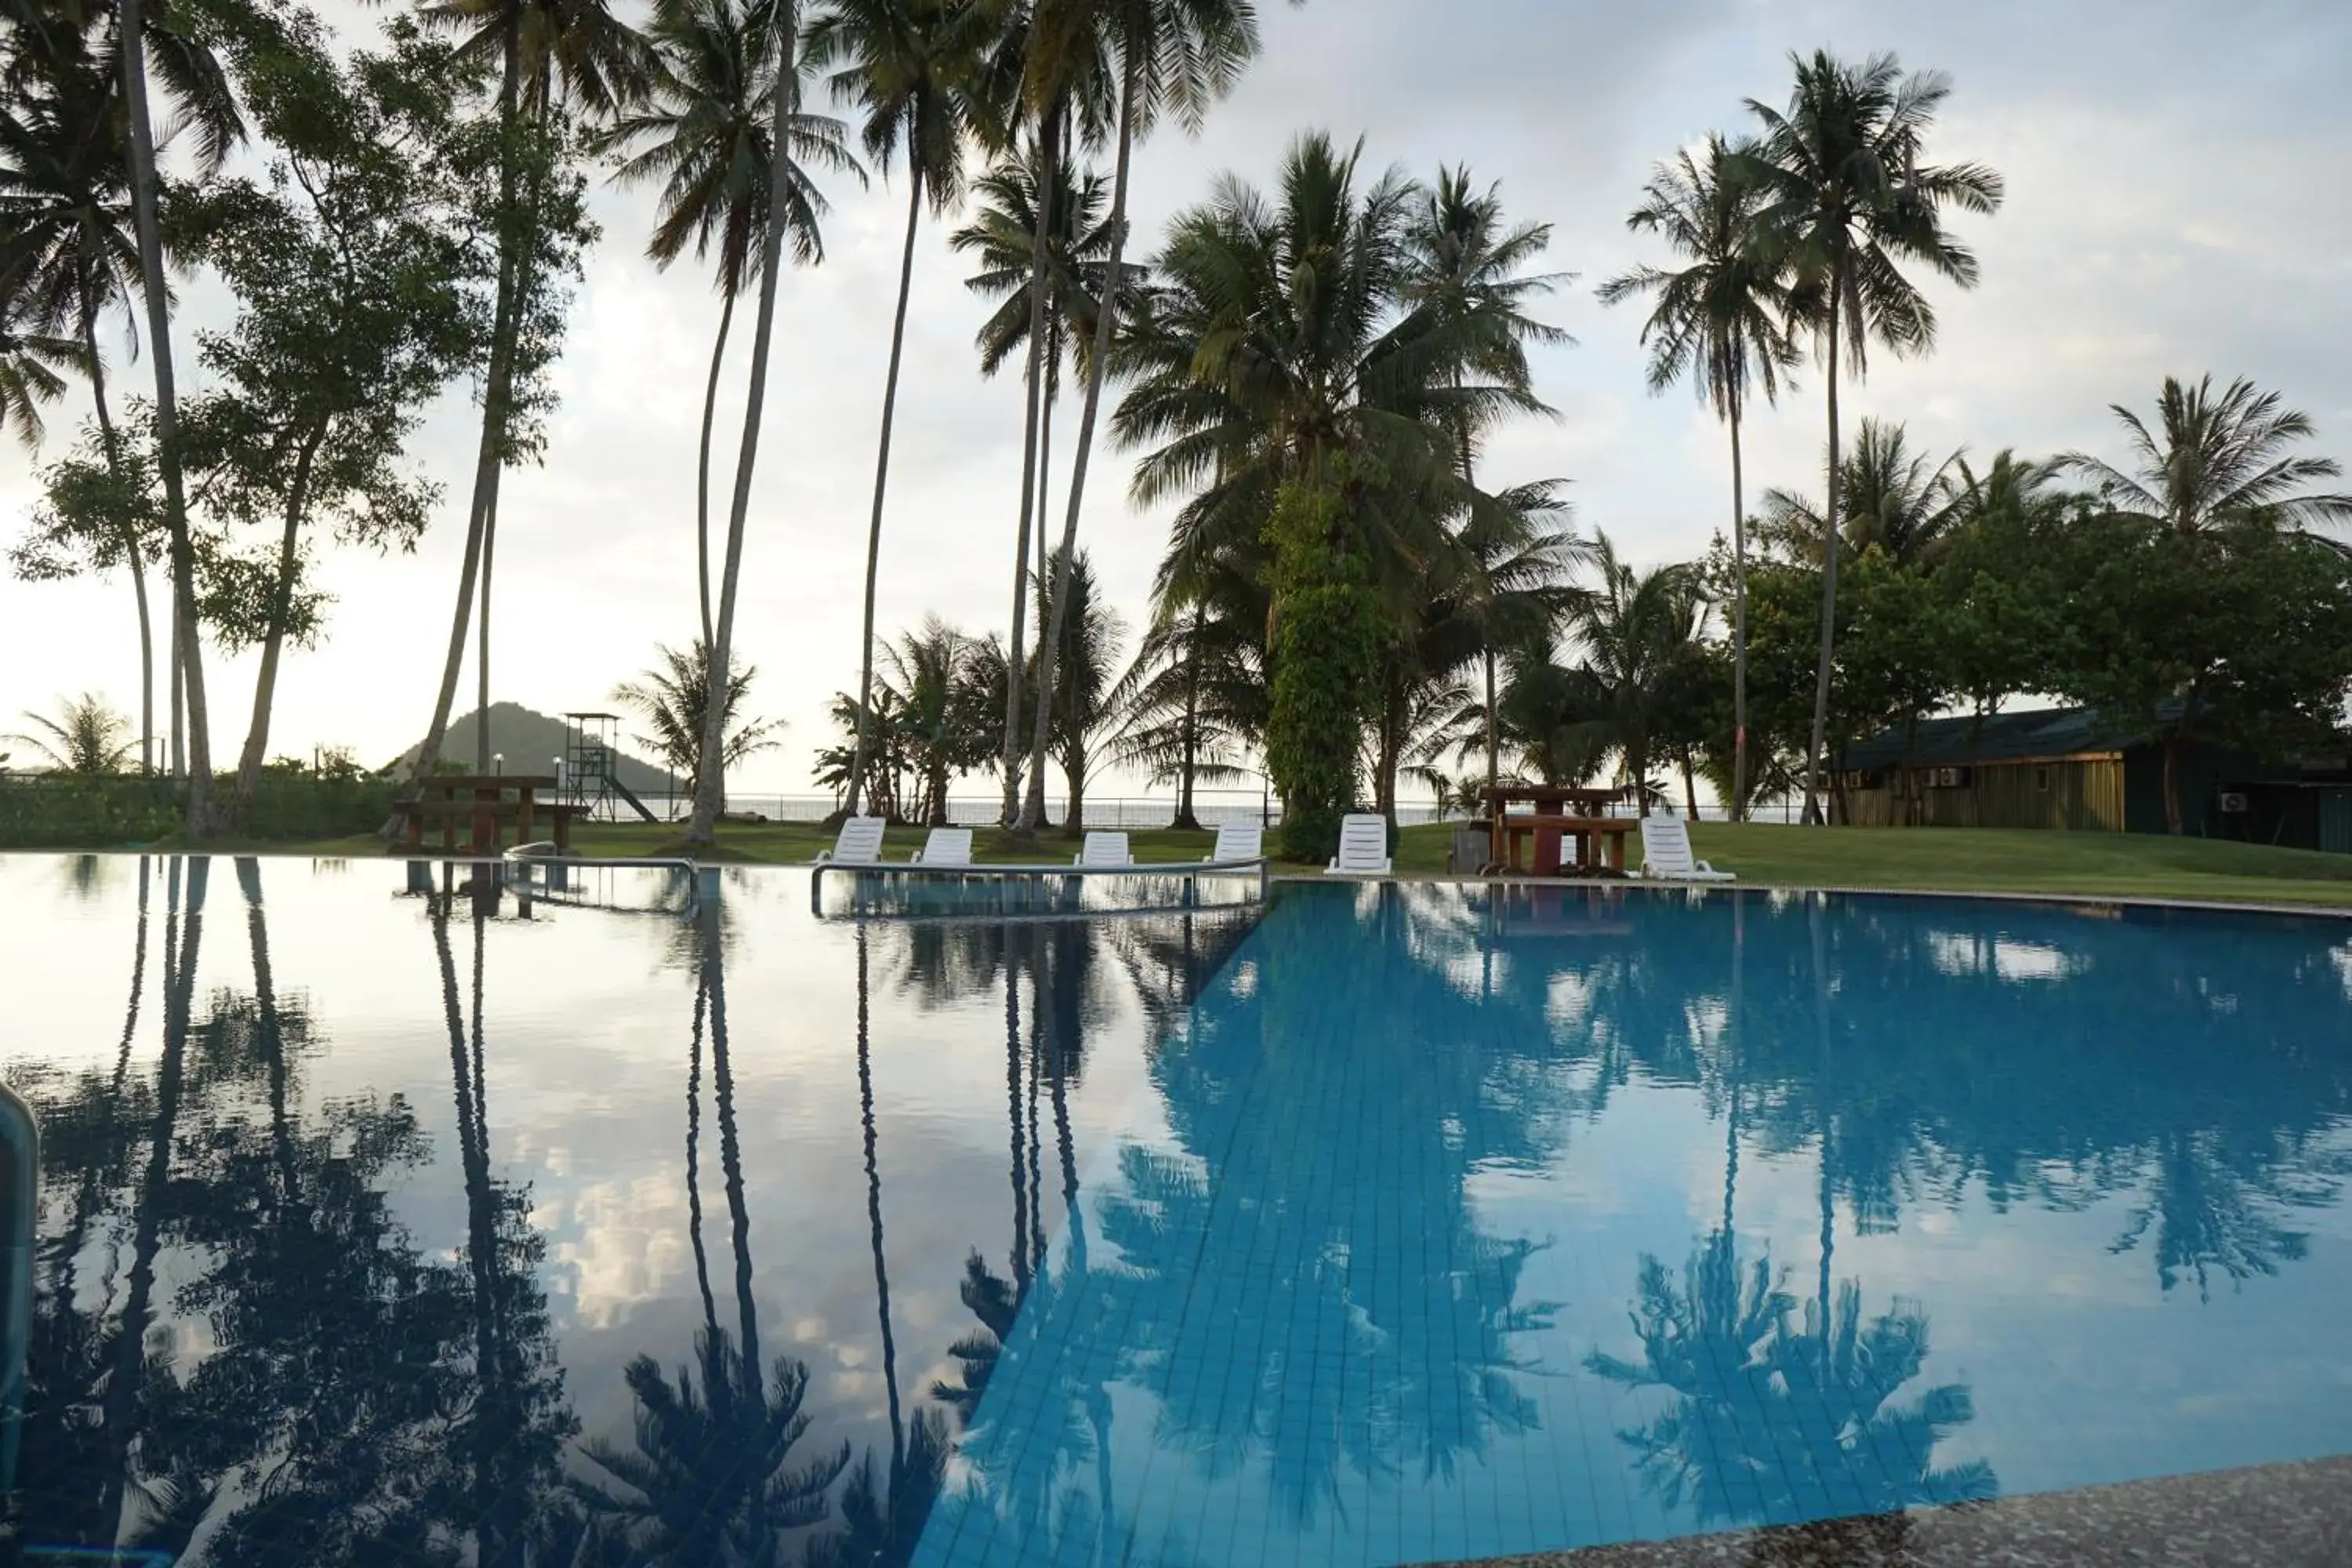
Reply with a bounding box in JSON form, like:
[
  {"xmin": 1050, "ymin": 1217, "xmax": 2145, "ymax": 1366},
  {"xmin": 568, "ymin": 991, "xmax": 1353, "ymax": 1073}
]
[
  {"xmin": 807, "ymin": 0, "xmax": 994, "ymax": 821},
  {"xmin": 0, "ymin": 284, "xmax": 80, "ymax": 445},
  {"xmin": 105, "ymin": 0, "xmax": 251, "ymax": 828},
  {"xmin": 2057, "ymin": 374, "xmax": 2352, "ymax": 541},
  {"xmin": 603, "ymin": 0, "xmax": 860, "ymax": 652},
  {"xmin": 1105, "ymin": 596, "xmax": 1258, "ymax": 829},
  {"xmin": 1015, "ymin": 0, "xmax": 1277, "ymax": 835},
  {"xmin": 869, "ymin": 615, "xmax": 992, "ymax": 823},
  {"xmin": 1035, "ymin": 549, "xmax": 1127, "ymax": 830},
  {"xmin": 1760, "ymin": 418, "xmax": 1962, "ymax": 568},
  {"xmin": 1554, "ymin": 530, "xmax": 1708, "ymax": 812},
  {"xmin": 985, "ymin": 4, "xmax": 1115, "ymax": 827},
  {"xmin": 685, "ymin": 0, "xmax": 830, "ymax": 845},
  {"xmin": 1405, "ymin": 165, "xmax": 1575, "ymax": 808},
  {"xmin": 1742, "ymin": 49, "xmax": 2003, "ymax": 822},
  {"xmin": 402, "ymin": 0, "xmax": 651, "ymax": 789},
  {"xmin": 612, "ymin": 639, "xmax": 783, "ymax": 807},
  {"xmin": 1598, "ymin": 132, "xmax": 1798, "ymax": 820},
  {"xmin": 0, "ymin": 40, "xmax": 159, "ymax": 772},
  {"xmin": 953, "ymin": 140, "xmax": 1118, "ymax": 820},
  {"xmin": 7, "ymin": 691, "xmax": 136, "ymax": 774}
]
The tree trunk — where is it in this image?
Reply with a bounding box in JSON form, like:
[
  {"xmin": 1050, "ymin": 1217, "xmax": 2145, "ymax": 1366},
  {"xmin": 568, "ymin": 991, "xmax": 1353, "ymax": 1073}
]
[
  {"xmin": 2162, "ymin": 732, "xmax": 2183, "ymax": 835},
  {"xmin": 1020, "ymin": 48, "xmax": 1140, "ymax": 833},
  {"xmin": 80, "ymin": 281, "xmax": 156, "ymax": 776},
  {"xmin": 1729, "ymin": 387, "xmax": 1749, "ymax": 823},
  {"xmin": 694, "ymin": 287, "xmax": 736, "ymax": 652},
  {"xmin": 1682, "ymin": 747, "xmax": 1699, "ymax": 819},
  {"xmin": 1483, "ymin": 648, "xmax": 1500, "ymax": 811},
  {"xmin": 1802, "ymin": 279, "xmax": 1843, "ymax": 826},
  {"xmin": 475, "ymin": 483, "xmax": 499, "ymax": 773},
  {"xmin": 687, "ymin": 6, "xmax": 801, "ymax": 845},
  {"xmin": 393, "ymin": 27, "xmax": 524, "ymax": 818},
  {"xmin": 1063, "ymin": 750, "xmax": 1085, "ymax": 836},
  {"xmin": 230, "ymin": 429, "xmax": 322, "ymax": 824},
  {"xmin": 848, "ymin": 168, "xmax": 926, "ymax": 818},
  {"xmin": 1175, "ymin": 608, "xmax": 1202, "ymax": 831},
  {"xmin": 997, "ymin": 115, "xmax": 1062, "ymax": 827},
  {"xmin": 118, "ymin": 0, "xmax": 214, "ymax": 832}
]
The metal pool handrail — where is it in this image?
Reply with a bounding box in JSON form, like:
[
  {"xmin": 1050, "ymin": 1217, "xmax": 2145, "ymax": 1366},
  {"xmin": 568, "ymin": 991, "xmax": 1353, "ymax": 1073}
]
[{"xmin": 808, "ymin": 855, "xmax": 1272, "ymax": 915}]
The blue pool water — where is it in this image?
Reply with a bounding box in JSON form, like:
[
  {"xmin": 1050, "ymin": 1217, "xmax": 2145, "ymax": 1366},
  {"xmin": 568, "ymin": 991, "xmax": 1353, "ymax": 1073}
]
[{"xmin": 4, "ymin": 857, "xmax": 2350, "ymax": 1566}]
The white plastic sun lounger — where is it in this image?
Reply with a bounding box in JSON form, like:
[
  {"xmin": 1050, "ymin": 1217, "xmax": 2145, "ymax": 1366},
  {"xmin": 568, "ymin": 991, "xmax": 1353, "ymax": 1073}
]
[
  {"xmin": 1074, "ymin": 831, "xmax": 1135, "ymax": 868},
  {"xmin": 815, "ymin": 815, "xmax": 887, "ymax": 866},
  {"xmin": 913, "ymin": 826, "xmax": 974, "ymax": 866},
  {"xmin": 1635, "ymin": 814, "xmax": 1735, "ymax": 883},
  {"xmin": 1206, "ymin": 822, "xmax": 1263, "ymax": 863},
  {"xmin": 1327, "ymin": 814, "xmax": 1392, "ymax": 876}
]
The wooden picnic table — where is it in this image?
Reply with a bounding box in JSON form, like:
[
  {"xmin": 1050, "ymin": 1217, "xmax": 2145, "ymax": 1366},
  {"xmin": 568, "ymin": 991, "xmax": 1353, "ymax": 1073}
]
[
  {"xmin": 393, "ymin": 774, "xmax": 578, "ymax": 856},
  {"xmin": 1483, "ymin": 784, "xmax": 1631, "ymax": 875}
]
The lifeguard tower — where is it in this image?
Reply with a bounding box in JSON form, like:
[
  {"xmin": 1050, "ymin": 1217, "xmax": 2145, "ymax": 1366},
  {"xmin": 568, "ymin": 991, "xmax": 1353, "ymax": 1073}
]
[{"xmin": 562, "ymin": 711, "xmax": 659, "ymax": 822}]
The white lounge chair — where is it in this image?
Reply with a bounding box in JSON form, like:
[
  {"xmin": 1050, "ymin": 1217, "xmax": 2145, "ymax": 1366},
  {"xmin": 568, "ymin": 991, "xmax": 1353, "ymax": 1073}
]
[
  {"xmin": 1206, "ymin": 822, "xmax": 1263, "ymax": 863},
  {"xmin": 913, "ymin": 826, "xmax": 974, "ymax": 866},
  {"xmin": 1327, "ymin": 813, "xmax": 1392, "ymax": 876},
  {"xmin": 1074, "ymin": 831, "xmax": 1134, "ymax": 867},
  {"xmin": 1635, "ymin": 814, "xmax": 1735, "ymax": 883},
  {"xmin": 816, "ymin": 815, "xmax": 887, "ymax": 866}
]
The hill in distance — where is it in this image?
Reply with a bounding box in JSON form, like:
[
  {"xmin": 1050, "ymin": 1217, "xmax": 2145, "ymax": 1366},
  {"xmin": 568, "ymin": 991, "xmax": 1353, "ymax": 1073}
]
[{"xmin": 385, "ymin": 702, "xmax": 681, "ymax": 796}]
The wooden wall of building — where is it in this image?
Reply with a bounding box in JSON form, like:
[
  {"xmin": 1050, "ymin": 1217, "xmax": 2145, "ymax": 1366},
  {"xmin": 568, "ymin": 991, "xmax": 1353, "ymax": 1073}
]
[{"xmin": 1841, "ymin": 756, "xmax": 2126, "ymax": 831}]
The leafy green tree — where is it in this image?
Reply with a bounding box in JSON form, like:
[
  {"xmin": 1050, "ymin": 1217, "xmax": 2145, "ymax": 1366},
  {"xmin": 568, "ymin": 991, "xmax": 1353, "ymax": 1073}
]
[
  {"xmin": 1930, "ymin": 449, "xmax": 2071, "ymax": 722},
  {"xmin": 167, "ymin": 16, "xmax": 485, "ymax": 827},
  {"xmin": 1035, "ymin": 549, "xmax": 1127, "ymax": 830},
  {"xmin": 614, "ymin": 639, "xmax": 783, "ymax": 806},
  {"xmin": 1599, "ymin": 132, "xmax": 1798, "ymax": 819},
  {"xmin": 2056, "ymin": 373, "xmax": 2352, "ymax": 541},
  {"xmin": 808, "ymin": 0, "xmax": 996, "ymax": 819},
  {"xmin": 2041, "ymin": 514, "xmax": 2352, "ymax": 833},
  {"xmin": 1742, "ymin": 49, "xmax": 2003, "ymax": 820},
  {"xmin": 1263, "ymin": 477, "xmax": 1383, "ymax": 858},
  {"xmin": 603, "ymin": 0, "xmax": 860, "ymax": 651}
]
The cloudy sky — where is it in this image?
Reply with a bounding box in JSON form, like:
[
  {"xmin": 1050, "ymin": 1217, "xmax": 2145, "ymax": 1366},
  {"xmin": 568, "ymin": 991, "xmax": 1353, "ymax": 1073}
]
[{"xmin": 5, "ymin": 0, "xmax": 2348, "ymax": 802}]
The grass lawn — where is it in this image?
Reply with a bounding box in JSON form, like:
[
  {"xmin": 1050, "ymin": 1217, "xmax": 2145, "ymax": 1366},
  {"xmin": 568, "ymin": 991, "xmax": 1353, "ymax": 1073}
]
[{"xmin": 172, "ymin": 815, "xmax": 2352, "ymax": 910}]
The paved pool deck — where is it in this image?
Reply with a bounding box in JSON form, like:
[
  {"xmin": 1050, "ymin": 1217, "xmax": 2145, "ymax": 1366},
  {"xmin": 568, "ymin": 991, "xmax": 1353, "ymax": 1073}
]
[{"xmin": 1429, "ymin": 1455, "xmax": 2352, "ymax": 1567}]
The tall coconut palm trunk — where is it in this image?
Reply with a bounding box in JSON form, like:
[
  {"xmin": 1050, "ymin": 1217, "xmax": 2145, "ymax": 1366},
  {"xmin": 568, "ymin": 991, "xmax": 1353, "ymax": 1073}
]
[
  {"xmin": 848, "ymin": 168, "xmax": 929, "ymax": 817},
  {"xmin": 77, "ymin": 277, "xmax": 156, "ymax": 776},
  {"xmin": 399, "ymin": 30, "xmax": 526, "ymax": 810},
  {"xmin": 998, "ymin": 117, "xmax": 1062, "ymax": 827},
  {"xmin": 1019, "ymin": 51, "xmax": 1139, "ymax": 834},
  {"xmin": 1730, "ymin": 384, "xmax": 1750, "ymax": 822},
  {"xmin": 230, "ymin": 430, "xmax": 324, "ymax": 824},
  {"xmin": 692, "ymin": 288, "xmax": 736, "ymax": 651},
  {"xmin": 854, "ymin": 926, "xmax": 905, "ymax": 1476},
  {"xmin": 118, "ymin": 0, "xmax": 215, "ymax": 829},
  {"xmin": 1802, "ymin": 281, "xmax": 1843, "ymax": 825},
  {"xmin": 688, "ymin": 5, "xmax": 801, "ymax": 844}
]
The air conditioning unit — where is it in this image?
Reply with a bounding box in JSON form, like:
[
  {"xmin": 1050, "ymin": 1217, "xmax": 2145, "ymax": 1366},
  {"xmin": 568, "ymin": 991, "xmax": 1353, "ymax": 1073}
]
[
  {"xmin": 2218, "ymin": 791, "xmax": 2249, "ymax": 814},
  {"xmin": 1931, "ymin": 766, "xmax": 1968, "ymax": 789}
]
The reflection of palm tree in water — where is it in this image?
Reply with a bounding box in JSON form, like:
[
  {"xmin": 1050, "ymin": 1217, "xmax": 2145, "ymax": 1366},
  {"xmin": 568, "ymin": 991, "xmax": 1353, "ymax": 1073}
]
[
  {"xmin": 96, "ymin": 856, "xmax": 206, "ymax": 1544},
  {"xmin": 427, "ymin": 868, "xmax": 578, "ymax": 1563},
  {"xmin": 1588, "ymin": 895, "xmax": 1993, "ymax": 1532},
  {"xmin": 579, "ymin": 899, "xmax": 848, "ymax": 1563}
]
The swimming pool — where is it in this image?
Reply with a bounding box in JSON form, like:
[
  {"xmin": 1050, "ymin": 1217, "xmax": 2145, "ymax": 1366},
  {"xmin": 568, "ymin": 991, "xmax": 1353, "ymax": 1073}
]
[{"xmin": 5, "ymin": 857, "xmax": 2350, "ymax": 1565}]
